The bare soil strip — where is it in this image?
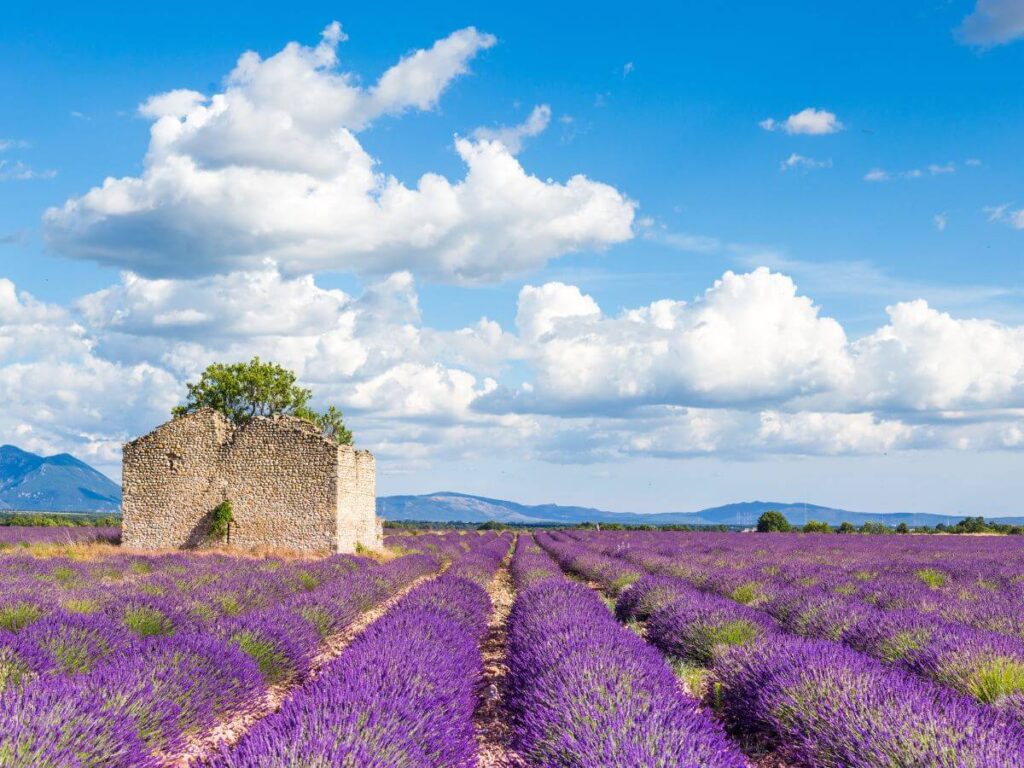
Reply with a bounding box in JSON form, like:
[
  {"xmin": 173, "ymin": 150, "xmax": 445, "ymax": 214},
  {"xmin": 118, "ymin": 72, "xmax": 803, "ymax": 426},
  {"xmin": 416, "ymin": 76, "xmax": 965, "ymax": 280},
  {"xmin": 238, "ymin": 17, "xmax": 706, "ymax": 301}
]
[
  {"xmin": 474, "ymin": 542, "xmax": 526, "ymax": 768},
  {"xmin": 166, "ymin": 568, "xmax": 443, "ymax": 767}
]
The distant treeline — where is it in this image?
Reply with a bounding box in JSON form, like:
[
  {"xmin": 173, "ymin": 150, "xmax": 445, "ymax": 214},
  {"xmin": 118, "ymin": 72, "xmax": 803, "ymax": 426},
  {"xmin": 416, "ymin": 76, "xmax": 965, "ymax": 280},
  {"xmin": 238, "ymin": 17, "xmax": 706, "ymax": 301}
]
[
  {"xmin": 387, "ymin": 514, "xmax": 1024, "ymax": 535},
  {"xmin": 6, "ymin": 512, "xmax": 1014, "ymax": 535},
  {"xmin": 0, "ymin": 512, "xmax": 121, "ymax": 528},
  {"xmin": 757, "ymin": 511, "xmax": 1024, "ymax": 535},
  {"xmin": 384, "ymin": 519, "xmax": 736, "ymax": 532}
]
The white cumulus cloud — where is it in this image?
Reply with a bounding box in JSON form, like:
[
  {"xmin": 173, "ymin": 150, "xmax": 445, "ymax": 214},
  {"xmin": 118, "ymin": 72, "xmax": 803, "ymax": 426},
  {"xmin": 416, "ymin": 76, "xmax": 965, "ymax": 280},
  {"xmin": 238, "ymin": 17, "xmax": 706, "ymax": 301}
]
[
  {"xmin": 43, "ymin": 24, "xmax": 633, "ymax": 284},
  {"xmin": 760, "ymin": 108, "xmax": 843, "ymax": 135},
  {"xmin": 500, "ymin": 268, "xmax": 852, "ymax": 412},
  {"xmin": 9, "ymin": 264, "xmax": 1024, "ymax": 471},
  {"xmin": 844, "ymin": 299, "xmax": 1024, "ymax": 411}
]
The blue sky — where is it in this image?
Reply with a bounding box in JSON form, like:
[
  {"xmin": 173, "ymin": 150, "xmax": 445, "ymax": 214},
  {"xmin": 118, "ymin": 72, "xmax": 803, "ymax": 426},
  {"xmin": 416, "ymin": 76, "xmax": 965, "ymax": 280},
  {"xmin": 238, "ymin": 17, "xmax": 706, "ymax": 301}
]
[{"xmin": 2, "ymin": 1, "xmax": 1024, "ymax": 516}]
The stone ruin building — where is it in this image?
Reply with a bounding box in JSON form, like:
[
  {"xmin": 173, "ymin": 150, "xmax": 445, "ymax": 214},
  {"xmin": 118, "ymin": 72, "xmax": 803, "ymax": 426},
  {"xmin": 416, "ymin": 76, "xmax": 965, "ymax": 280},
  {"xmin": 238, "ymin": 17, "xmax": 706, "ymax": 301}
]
[{"xmin": 121, "ymin": 408, "xmax": 383, "ymax": 553}]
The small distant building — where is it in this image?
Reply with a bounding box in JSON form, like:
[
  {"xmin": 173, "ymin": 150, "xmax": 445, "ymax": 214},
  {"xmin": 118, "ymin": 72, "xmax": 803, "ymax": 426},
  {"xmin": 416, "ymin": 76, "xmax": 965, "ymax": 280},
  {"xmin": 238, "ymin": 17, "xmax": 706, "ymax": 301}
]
[{"xmin": 121, "ymin": 408, "xmax": 382, "ymax": 553}]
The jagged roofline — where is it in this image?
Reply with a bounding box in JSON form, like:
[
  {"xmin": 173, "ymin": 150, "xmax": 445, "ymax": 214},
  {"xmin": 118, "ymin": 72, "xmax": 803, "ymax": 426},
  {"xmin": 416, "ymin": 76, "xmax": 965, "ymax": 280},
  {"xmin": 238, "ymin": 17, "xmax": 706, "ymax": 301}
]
[{"xmin": 124, "ymin": 407, "xmax": 368, "ymax": 454}]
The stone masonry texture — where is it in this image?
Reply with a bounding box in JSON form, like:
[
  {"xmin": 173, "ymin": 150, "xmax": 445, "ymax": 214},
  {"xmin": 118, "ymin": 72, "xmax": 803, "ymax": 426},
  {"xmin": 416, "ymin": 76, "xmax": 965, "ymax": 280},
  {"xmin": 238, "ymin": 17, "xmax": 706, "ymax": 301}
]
[{"xmin": 121, "ymin": 409, "xmax": 383, "ymax": 553}]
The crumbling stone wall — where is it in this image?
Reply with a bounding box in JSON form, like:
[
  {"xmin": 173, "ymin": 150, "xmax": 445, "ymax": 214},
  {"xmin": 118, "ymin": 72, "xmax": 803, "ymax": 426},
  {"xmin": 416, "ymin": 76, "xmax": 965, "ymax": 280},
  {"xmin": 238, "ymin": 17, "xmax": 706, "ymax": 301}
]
[{"xmin": 121, "ymin": 409, "xmax": 382, "ymax": 553}]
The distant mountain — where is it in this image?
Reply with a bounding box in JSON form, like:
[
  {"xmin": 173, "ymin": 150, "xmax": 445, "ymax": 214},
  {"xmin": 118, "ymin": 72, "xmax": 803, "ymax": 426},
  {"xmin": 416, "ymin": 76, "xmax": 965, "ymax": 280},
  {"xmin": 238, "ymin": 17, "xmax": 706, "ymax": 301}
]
[
  {"xmin": 0, "ymin": 445, "xmax": 121, "ymax": 512},
  {"xmin": 1, "ymin": 447, "xmax": 1015, "ymax": 529},
  {"xmin": 377, "ymin": 491, "xmax": 1024, "ymax": 528}
]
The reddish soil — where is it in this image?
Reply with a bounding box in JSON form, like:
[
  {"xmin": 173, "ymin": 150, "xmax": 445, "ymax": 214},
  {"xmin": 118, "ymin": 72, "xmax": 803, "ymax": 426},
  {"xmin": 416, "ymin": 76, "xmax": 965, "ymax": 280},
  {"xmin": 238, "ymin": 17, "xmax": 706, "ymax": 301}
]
[{"xmin": 474, "ymin": 543, "xmax": 527, "ymax": 768}]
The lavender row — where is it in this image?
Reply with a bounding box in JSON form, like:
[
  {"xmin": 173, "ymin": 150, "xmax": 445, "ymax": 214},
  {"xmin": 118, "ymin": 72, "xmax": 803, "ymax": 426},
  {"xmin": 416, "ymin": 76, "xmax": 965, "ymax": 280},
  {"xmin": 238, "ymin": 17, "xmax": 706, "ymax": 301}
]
[
  {"xmin": 0, "ymin": 530, "xmax": 482, "ymax": 652},
  {"xmin": 534, "ymin": 530, "xmax": 643, "ymax": 594},
  {"xmin": 575, "ymin": 528, "xmax": 1024, "ymax": 641},
  {"xmin": 566, "ymin": 529, "xmax": 1024, "ymax": 720},
  {"xmin": 0, "ymin": 550, "xmax": 389, "ymax": 690},
  {"xmin": 0, "ymin": 525, "xmax": 120, "ymax": 549},
  {"xmin": 214, "ymin": 533, "xmax": 512, "ymax": 766},
  {"xmin": 506, "ymin": 535, "xmax": 747, "ymax": 767},
  {"xmin": 541, "ymin": 531, "xmax": 1024, "ymax": 757},
  {"xmin": 0, "ymin": 550, "xmax": 443, "ymax": 766},
  {"xmin": 719, "ymin": 634, "xmax": 1024, "ymax": 767},
  {"xmin": 619, "ymin": 573, "xmax": 1024, "ymax": 766}
]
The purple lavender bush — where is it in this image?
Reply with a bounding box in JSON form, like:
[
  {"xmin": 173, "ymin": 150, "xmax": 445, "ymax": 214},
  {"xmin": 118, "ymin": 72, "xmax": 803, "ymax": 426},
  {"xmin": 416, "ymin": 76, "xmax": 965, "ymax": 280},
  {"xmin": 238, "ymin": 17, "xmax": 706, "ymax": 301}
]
[
  {"xmin": 716, "ymin": 634, "xmax": 1024, "ymax": 766},
  {"xmin": 644, "ymin": 586, "xmax": 778, "ymax": 665},
  {"xmin": 215, "ymin": 573, "xmax": 493, "ymax": 768},
  {"xmin": 507, "ymin": 537, "xmax": 747, "ymax": 767}
]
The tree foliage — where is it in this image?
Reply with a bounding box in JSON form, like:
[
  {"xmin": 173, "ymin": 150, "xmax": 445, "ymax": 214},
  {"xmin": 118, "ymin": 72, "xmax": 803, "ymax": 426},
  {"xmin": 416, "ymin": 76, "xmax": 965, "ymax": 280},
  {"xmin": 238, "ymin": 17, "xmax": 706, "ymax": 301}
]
[
  {"xmin": 859, "ymin": 521, "xmax": 892, "ymax": 535},
  {"xmin": 802, "ymin": 520, "xmax": 832, "ymax": 534},
  {"xmin": 173, "ymin": 358, "xmax": 353, "ymax": 445},
  {"xmin": 756, "ymin": 510, "xmax": 791, "ymax": 533}
]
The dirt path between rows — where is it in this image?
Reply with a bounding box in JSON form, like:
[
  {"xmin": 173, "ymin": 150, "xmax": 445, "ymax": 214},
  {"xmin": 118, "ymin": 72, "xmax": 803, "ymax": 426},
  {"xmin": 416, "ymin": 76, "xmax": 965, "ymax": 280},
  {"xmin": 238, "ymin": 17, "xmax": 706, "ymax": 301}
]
[
  {"xmin": 166, "ymin": 567, "xmax": 444, "ymax": 767},
  {"xmin": 474, "ymin": 541, "xmax": 526, "ymax": 768}
]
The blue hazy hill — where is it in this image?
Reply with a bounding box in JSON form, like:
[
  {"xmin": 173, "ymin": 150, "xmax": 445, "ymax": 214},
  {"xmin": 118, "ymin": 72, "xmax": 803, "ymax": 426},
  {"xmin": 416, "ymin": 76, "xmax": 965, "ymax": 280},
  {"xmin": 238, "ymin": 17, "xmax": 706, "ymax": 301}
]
[
  {"xmin": 0, "ymin": 445, "xmax": 121, "ymax": 512},
  {"xmin": 376, "ymin": 491, "xmax": 1023, "ymax": 528},
  {"xmin": 3, "ymin": 446, "xmax": 1017, "ymax": 528}
]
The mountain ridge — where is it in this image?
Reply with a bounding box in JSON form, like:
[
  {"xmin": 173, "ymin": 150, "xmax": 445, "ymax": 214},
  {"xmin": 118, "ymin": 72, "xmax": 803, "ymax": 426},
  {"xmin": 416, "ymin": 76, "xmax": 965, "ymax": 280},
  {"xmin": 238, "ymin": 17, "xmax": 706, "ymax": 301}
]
[
  {"xmin": 376, "ymin": 491, "xmax": 1024, "ymax": 527},
  {"xmin": 2, "ymin": 447, "xmax": 1018, "ymax": 527},
  {"xmin": 0, "ymin": 445, "xmax": 121, "ymax": 512}
]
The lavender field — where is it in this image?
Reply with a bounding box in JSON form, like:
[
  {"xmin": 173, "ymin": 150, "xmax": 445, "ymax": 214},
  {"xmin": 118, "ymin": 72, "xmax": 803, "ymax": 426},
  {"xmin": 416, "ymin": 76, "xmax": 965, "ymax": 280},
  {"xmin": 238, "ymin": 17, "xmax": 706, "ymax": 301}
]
[{"xmin": 2, "ymin": 528, "xmax": 1024, "ymax": 766}]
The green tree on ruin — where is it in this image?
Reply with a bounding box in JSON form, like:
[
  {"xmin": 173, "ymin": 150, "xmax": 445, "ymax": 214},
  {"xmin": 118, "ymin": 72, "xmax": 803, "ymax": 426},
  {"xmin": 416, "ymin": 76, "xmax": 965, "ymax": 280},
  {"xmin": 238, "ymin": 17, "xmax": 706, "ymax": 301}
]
[{"xmin": 172, "ymin": 357, "xmax": 353, "ymax": 445}]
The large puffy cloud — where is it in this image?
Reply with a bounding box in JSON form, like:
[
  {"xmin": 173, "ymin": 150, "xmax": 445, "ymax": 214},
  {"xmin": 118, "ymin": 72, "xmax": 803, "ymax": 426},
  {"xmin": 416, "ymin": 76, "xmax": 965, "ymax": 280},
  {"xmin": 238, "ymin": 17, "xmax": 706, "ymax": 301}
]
[
  {"xmin": 66, "ymin": 266, "xmax": 519, "ymax": 472},
  {"xmin": 43, "ymin": 24, "xmax": 634, "ymax": 284},
  {"xmin": 756, "ymin": 411, "xmax": 914, "ymax": 455},
  {"xmin": 0, "ymin": 281, "xmax": 180, "ymax": 468},
  {"xmin": 500, "ymin": 268, "xmax": 852, "ymax": 412},
  {"xmin": 503, "ymin": 271, "xmax": 1024, "ymax": 419},
  {"xmin": 613, "ymin": 408, "xmax": 917, "ymax": 459},
  {"xmin": 482, "ymin": 269, "xmax": 1024, "ymax": 458},
  {"xmin": 845, "ymin": 299, "xmax": 1024, "ymax": 411},
  {"xmin": 0, "ymin": 278, "xmax": 88, "ymax": 362},
  {"xmin": 0, "ymin": 358, "xmax": 179, "ymax": 467},
  {"xmin": 75, "ymin": 264, "xmax": 505, "ymax": 395},
  {"xmin": 8, "ymin": 265, "xmax": 1024, "ymax": 474},
  {"xmin": 0, "ymin": 268, "xmax": 526, "ymax": 472},
  {"xmin": 348, "ymin": 363, "xmax": 497, "ymax": 422}
]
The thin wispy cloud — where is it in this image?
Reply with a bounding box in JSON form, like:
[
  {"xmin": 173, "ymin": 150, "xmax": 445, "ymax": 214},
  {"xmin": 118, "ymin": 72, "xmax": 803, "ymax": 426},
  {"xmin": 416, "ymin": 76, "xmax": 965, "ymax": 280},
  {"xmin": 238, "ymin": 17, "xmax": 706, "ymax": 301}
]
[
  {"xmin": 746, "ymin": 253, "xmax": 1024, "ymax": 312},
  {"xmin": 780, "ymin": 153, "xmax": 831, "ymax": 172},
  {"xmin": 0, "ymin": 230, "xmax": 29, "ymax": 245},
  {"xmin": 986, "ymin": 203, "xmax": 1024, "ymax": 230},
  {"xmin": 864, "ymin": 162, "xmax": 960, "ymax": 182},
  {"xmin": 643, "ymin": 229, "xmax": 723, "ymax": 254},
  {"xmin": 0, "ymin": 160, "xmax": 57, "ymax": 181},
  {"xmin": 472, "ymin": 104, "xmax": 552, "ymax": 154}
]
